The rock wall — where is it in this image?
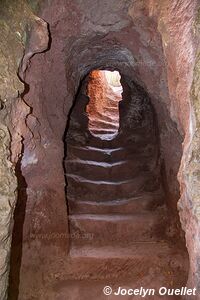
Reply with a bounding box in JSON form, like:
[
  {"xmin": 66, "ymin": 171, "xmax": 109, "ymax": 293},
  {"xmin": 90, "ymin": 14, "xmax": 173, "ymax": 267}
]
[
  {"xmin": 0, "ymin": 2, "xmax": 30, "ymax": 299},
  {"xmin": 180, "ymin": 49, "xmax": 200, "ymax": 291},
  {"xmin": 0, "ymin": 1, "xmax": 50, "ymax": 299}
]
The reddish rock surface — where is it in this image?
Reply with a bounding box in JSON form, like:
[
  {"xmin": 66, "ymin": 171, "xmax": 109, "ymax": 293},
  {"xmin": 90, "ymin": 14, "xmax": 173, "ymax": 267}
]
[
  {"xmin": 86, "ymin": 70, "xmax": 121, "ymax": 138},
  {"xmin": 63, "ymin": 68, "xmax": 188, "ymax": 300},
  {"xmin": 3, "ymin": 0, "xmax": 199, "ymax": 300}
]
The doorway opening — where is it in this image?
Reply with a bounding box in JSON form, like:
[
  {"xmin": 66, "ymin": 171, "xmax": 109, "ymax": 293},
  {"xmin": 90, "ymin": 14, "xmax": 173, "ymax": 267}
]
[{"xmin": 86, "ymin": 70, "xmax": 123, "ymax": 140}]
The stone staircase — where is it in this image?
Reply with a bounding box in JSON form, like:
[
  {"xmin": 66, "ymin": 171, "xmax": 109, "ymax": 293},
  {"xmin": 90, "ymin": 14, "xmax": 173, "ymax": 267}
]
[
  {"xmin": 66, "ymin": 138, "xmax": 166, "ymax": 247},
  {"xmin": 64, "ymin": 95, "xmax": 188, "ymax": 287},
  {"xmin": 88, "ymin": 91, "xmax": 121, "ymax": 140}
]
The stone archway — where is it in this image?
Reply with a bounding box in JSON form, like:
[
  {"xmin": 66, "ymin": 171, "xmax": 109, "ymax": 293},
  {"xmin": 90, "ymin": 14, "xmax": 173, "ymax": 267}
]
[
  {"xmin": 0, "ymin": 1, "xmax": 199, "ymax": 300},
  {"xmin": 62, "ymin": 66, "xmax": 189, "ymax": 296}
]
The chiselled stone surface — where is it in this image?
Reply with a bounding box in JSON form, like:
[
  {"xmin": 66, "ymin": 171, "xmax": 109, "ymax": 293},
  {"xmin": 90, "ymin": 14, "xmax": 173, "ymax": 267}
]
[
  {"xmin": 0, "ymin": 0, "xmax": 199, "ymax": 299},
  {"xmin": 63, "ymin": 69, "xmax": 188, "ymax": 298},
  {"xmin": 0, "ymin": 1, "xmax": 50, "ymax": 299}
]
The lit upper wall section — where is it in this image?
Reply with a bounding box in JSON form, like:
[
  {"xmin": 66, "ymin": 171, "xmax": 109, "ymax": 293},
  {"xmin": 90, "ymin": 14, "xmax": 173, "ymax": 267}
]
[{"xmin": 104, "ymin": 70, "xmax": 121, "ymax": 87}]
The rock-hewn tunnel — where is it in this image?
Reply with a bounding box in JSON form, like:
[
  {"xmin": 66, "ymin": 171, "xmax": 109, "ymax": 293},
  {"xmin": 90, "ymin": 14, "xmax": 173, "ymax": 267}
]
[{"xmin": 0, "ymin": 1, "xmax": 199, "ymax": 300}]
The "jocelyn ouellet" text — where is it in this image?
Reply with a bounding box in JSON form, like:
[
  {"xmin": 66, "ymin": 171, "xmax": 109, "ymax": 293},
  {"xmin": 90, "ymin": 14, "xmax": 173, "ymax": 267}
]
[{"xmin": 103, "ymin": 286, "xmax": 197, "ymax": 297}]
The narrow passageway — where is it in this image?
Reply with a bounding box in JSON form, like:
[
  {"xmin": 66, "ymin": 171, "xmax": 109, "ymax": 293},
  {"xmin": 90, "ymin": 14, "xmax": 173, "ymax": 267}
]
[
  {"xmin": 86, "ymin": 70, "xmax": 122, "ymax": 140},
  {"xmin": 64, "ymin": 70, "xmax": 188, "ymax": 296},
  {"xmin": 4, "ymin": 1, "xmax": 198, "ymax": 299}
]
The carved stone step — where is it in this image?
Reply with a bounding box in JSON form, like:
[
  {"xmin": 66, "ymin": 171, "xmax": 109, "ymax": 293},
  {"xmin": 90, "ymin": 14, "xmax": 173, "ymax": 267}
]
[
  {"xmin": 66, "ymin": 243, "xmax": 188, "ymax": 281},
  {"xmin": 67, "ymin": 145, "xmax": 154, "ymax": 163},
  {"xmin": 65, "ymin": 159, "xmax": 152, "ymax": 181},
  {"xmin": 89, "ymin": 118, "xmax": 119, "ymax": 130},
  {"xmin": 68, "ymin": 193, "xmax": 164, "ymax": 214},
  {"xmin": 67, "ymin": 173, "xmax": 160, "ymax": 201},
  {"xmin": 69, "ymin": 211, "xmax": 168, "ymax": 246}
]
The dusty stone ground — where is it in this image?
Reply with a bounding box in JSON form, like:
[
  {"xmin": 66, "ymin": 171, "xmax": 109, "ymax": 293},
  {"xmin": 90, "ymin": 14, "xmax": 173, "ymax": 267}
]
[{"xmin": 0, "ymin": 0, "xmax": 199, "ymax": 300}]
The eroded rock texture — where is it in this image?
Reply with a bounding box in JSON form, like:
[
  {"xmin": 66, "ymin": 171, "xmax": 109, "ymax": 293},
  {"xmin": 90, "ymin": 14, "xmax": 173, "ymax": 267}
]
[
  {"xmin": 0, "ymin": 0, "xmax": 199, "ymax": 299},
  {"xmin": 0, "ymin": 1, "xmax": 50, "ymax": 299}
]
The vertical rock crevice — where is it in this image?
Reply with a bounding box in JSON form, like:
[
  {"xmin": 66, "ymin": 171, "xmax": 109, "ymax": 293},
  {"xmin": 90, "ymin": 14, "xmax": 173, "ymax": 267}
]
[{"xmin": 0, "ymin": 1, "xmax": 50, "ymax": 299}]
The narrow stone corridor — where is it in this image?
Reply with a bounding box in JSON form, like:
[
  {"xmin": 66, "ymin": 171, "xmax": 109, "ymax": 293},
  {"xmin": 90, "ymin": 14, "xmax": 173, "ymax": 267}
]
[
  {"xmin": 86, "ymin": 70, "xmax": 122, "ymax": 139},
  {"xmin": 1, "ymin": 1, "xmax": 199, "ymax": 299},
  {"xmin": 64, "ymin": 70, "xmax": 188, "ymax": 297}
]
